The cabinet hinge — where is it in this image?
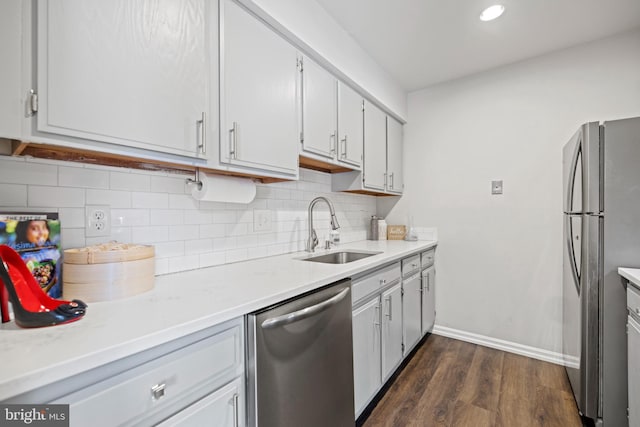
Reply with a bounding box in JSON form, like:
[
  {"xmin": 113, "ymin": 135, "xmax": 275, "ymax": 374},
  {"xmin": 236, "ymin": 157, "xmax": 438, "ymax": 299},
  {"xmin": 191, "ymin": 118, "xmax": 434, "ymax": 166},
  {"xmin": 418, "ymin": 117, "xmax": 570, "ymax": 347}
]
[
  {"xmin": 361, "ymin": 100, "xmax": 365, "ymax": 112},
  {"xmin": 300, "ymin": 132, "xmax": 304, "ymax": 143},
  {"xmin": 297, "ymin": 58, "xmax": 303, "ymax": 72},
  {"xmin": 401, "ymin": 288, "xmax": 405, "ymax": 296},
  {"xmin": 401, "ymin": 343, "xmax": 405, "ymax": 353},
  {"xmin": 28, "ymin": 89, "xmax": 38, "ymax": 116}
]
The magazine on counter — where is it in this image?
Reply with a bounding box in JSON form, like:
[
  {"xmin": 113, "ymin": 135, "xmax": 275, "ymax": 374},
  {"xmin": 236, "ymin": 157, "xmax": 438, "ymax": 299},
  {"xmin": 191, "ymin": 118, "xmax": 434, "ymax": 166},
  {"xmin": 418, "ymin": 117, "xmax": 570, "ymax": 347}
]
[{"xmin": 0, "ymin": 213, "xmax": 62, "ymax": 298}]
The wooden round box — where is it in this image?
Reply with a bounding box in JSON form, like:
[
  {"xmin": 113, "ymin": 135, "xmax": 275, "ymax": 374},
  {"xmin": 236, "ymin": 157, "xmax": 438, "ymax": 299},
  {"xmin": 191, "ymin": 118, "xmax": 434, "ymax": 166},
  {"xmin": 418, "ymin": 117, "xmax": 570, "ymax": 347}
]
[{"xmin": 63, "ymin": 242, "xmax": 155, "ymax": 302}]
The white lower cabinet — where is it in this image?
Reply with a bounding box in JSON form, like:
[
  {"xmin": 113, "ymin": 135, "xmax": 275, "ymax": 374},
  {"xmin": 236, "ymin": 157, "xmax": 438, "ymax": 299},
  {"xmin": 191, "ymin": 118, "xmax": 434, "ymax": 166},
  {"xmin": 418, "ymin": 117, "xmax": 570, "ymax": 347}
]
[
  {"xmin": 381, "ymin": 284, "xmax": 403, "ymax": 381},
  {"xmin": 157, "ymin": 378, "xmax": 244, "ymax": 427},
  {"xmin": 403, "ymin": 273, "xmax": 422, "ymax": 353},
  {"xmin": 9, "ymin": 318, "xmax": 247, "ymax": 427},
  {"xmin": 628, "ymin": 285, "xmax": 640, "ymax": 427},
  {"xmin": 422, "ymin": 266, "xmax": 436, "ymax": 335},
  {"xmin": 352, "ymin": 296, "xmax": 382, "ymax": 416}
]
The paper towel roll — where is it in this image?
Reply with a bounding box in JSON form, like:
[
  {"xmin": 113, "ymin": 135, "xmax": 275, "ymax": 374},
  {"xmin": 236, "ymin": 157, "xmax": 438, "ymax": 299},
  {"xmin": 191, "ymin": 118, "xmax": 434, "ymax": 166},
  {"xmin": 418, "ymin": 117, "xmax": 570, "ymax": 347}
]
[{"xmin": 190, "ymin": 172, "xmax": 257, "ymax": 204}]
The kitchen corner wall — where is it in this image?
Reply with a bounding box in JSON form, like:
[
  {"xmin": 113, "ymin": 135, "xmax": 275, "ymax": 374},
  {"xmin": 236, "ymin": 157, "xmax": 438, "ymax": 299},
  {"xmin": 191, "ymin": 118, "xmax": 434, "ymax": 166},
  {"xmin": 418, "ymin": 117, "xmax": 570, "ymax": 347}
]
[
  {"xmin": 0, "ymin": 155, "xmax": 376, "ymax": 275},
  {"xmin": 384, "ymin": 29, "xmax": 640, "ymax": 357}
]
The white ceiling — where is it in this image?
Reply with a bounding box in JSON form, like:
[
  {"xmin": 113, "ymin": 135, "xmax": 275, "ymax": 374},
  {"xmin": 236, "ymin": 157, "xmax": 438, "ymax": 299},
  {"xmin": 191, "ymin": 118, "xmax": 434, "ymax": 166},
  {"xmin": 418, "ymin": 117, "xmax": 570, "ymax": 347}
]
[{"xmin": 314, "ymin": 0, "xmax": 640, "ymax": 91}]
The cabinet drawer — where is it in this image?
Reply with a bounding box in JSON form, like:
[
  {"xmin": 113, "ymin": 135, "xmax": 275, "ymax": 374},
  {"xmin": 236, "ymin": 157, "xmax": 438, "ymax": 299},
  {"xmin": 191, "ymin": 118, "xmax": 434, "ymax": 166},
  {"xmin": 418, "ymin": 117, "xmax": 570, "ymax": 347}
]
[
  {"xmin": 421, "ymin": 249, "xmax": 435, "ymax": 269},
  {"xmin": 56, "ymin": 322, "xmax": 243, "ymax": 427},
  {"xmin": 629, "ymin": 285, "xmax": 640, "ymax": 316},
  {"xmin": 352, "ymin": 262, "xmax": 401, "ymax": 304},
  {"xmin": 402, "ymin": 254, "xmax": 421, "ymax": 277}
]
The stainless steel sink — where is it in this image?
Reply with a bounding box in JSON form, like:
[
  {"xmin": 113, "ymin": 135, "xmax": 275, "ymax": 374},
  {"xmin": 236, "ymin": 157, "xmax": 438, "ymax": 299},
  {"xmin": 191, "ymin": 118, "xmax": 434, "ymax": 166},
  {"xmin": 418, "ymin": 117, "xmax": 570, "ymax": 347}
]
[{"xmin": 301, "ymin": 251, "xmax": 381, "ymax": 264}]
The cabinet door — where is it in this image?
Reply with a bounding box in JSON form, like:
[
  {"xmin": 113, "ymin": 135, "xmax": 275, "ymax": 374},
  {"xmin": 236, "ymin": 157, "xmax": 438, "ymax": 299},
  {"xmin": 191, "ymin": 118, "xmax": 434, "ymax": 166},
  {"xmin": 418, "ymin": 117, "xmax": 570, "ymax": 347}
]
[
  {"xmin": 220, "ymin": 0, "xmax": 298, "ymax": 176},
  {"xmin": 403, "ymin": 274, "xmax": 422, "ymax": 353},
  {"xmin": 381, "ymin": 284, "xmax": 403, "ymax": 381},
  {"xmin": 386, "ymin": 117, "xmax": 403, "ymax": 194},
  {"xmin": 38, "ymin": 0, "xmax": 211, "ymax": 158},
  {"xmin": 157, "ymin": 379, "xmax": 244, "ymax": 427},
  {"xmin": 337, "ymin": 82, "xmax": 363, "ymax": 168},
  {"xmin": 352, "ymin": 297, "xmax": 381, "ymax": 417},
  {"xmin": 422, "ymin": 266, "xmax": 436, "ymax": 335},
  {"xmin": 629, "ymin": 315, "xmax": 640, "ymax": 427},
  {"xmin": 300, "ymin": 56, "xmax": 337, "ymax": 159},
  {"xmin": 363, "ymin": 100, "xmax": 387, "ymax": 191}
]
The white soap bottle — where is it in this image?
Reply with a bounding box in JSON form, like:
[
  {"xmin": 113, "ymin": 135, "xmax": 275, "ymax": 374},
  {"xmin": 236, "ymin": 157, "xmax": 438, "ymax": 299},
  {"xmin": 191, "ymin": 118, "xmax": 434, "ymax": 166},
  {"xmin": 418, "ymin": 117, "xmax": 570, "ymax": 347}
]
[{"xmin": 378, "ymin": 219, "xmax": 387, "ymax": 240}]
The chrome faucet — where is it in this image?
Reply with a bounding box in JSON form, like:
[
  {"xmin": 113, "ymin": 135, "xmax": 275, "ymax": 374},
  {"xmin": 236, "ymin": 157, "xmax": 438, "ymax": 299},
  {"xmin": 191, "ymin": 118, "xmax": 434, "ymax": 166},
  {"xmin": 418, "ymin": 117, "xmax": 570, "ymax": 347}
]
[{"xmin": 307, "ymin": 196, "xmax": 340, "ymax": 252}]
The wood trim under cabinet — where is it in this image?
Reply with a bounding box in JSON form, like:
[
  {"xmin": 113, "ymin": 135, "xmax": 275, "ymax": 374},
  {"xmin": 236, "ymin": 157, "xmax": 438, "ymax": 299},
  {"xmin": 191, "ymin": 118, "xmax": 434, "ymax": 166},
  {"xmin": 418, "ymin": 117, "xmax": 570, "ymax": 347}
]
[{"xmin": 4, "ymin": 141, "xmax": 287, "ymax": 183}]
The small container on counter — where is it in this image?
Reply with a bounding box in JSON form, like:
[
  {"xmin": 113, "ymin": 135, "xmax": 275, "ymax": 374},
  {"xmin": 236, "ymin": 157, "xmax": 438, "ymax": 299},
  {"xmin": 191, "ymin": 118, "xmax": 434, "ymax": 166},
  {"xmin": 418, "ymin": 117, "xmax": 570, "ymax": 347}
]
[
  {"xmin": 370, "ymin": 216, "xmax": 380, "ymax": 240},
  {"xmin": 378, "ymin": 219, "xmax": 387, "ymax": 241}
]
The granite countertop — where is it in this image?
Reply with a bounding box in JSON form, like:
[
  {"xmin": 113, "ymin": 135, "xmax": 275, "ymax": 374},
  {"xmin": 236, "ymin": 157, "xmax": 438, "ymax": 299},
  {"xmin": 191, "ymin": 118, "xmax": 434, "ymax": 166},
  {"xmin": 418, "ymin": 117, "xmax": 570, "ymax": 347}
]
[
  {"xmin": 619, "ymin": 267, "xmax": 640, "ymax": 291},
  {"xmin": 0, "ymin": 239, "xmax": 437, "ymax": 401}
]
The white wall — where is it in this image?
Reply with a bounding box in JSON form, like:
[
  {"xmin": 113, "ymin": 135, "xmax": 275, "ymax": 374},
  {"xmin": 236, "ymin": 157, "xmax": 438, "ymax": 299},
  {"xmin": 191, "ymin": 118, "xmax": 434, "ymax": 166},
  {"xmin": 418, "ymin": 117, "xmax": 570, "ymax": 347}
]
[
  {"xmin": 244, "ymin": 0, "xmax": 407, "ymax": 120},
  {"xmin": 383, "ymin": 30, "xmax": 640, "ymax": 355},
  {"xmin": 0, "ymin": 156, "xmax": 376, "ymax": 275}
]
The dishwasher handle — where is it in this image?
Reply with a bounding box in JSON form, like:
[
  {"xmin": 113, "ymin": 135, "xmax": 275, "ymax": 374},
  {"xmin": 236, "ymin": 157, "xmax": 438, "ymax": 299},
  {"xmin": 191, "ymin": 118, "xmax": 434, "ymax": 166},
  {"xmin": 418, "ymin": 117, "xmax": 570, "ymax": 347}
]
[{"xmin": 261, "ymin": 288, "xmax": 349, "ymax": 329}]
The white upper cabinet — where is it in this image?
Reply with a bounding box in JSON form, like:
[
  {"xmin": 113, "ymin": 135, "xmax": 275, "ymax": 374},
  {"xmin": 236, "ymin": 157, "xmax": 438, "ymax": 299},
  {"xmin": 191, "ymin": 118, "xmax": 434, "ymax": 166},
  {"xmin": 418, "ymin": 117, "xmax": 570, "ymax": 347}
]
[
  {"xmin": 298, "ymin": 58, "xmax": 362, "ymax": 170},
  {"xmin": 386, "ymin": 117, "xmax": 404, "ymax": 194},
  {"xmin": 37, "ymin": 0, "xmax": 212, "ymax": 159},
  {"xmin": 363, "ymin": 100, "xmax": 387, "ymax": 191},
  {"xmin": 220, "ymin": 0, "xmax": 298, "ymax": 178},
  {"xmin": 337, "ymin": 82, "xmax": 364, "ymax": 168},
  {"xmin": 299, "ymin": 56, "xmax": 337, "ymax": 159}
]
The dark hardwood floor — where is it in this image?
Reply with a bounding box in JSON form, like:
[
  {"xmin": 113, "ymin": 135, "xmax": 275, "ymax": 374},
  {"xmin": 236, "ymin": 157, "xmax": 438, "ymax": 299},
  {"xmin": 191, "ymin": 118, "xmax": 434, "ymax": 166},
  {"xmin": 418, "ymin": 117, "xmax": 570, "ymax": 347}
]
[{"xmin": 360, "ymin": 334, "xmax": 584, "ymax": 427}]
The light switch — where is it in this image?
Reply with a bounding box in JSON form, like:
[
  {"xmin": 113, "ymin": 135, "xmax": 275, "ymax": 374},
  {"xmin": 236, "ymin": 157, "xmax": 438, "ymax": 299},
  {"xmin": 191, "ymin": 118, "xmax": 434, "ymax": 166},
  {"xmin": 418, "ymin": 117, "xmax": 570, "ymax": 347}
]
[{"xmin": 491, "ymin": 180, "xmax": 503, "ymax": 195}]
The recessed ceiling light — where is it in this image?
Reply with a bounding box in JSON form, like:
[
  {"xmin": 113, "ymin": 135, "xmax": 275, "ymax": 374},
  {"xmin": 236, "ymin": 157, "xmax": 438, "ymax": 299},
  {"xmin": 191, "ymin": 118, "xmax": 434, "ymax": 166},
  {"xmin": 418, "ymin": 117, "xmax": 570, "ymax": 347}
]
[{"xmin": 480, "ymin": 4, "xmax": 505, "ymax": 21}]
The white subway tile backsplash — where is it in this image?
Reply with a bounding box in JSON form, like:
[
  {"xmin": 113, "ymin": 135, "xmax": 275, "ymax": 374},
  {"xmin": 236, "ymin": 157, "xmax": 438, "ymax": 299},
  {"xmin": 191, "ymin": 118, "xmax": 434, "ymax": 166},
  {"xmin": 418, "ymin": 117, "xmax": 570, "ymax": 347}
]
[
  {"xmin": 29, "ymin": 186, "xmax": 85, "ymax": 207},
  {"xmin": 59, "ymin": 166, "xmax": 109, "ymax": 189},
  {"xmin": 0, "ymin": 184, "xmax": 28, "ymax": 206},
  {"xmin": 169, "ymin": 194, "xmax": 198, "ymax": 210},
  {"xmin": 0, "ymin": 157, "xmax": 58, "ymax": 185},
  {"xmin": 132, "ymin": 192, "xmax": 168, "ymax": 209},
  {"xmin": 199, "ymin": 223, "xmax": 225, "ymax": 239},
  {"xmin": 151, "ymin": 175, "xmax": 189, "ymax": 194},
  {"xmin": 111, "ymin": 209, "xmax": 150, "ymax": 227},
  {"xmin": 150, "ymin": 209, "xmax": 185, "ymax": 226},
  {"xmin": 185, "ymin": 239, "xmax": 214, "ymax": 255},
  {"xmin": 169, "ymin": 224, "xmax": 200, "ymax": 241},
  {"xmin": 86, "ymin": 189, "xmax": 131, "ymax": 208},
  {"xmin": 110, "ymin": 171, "xmax": 151, "ymax": 192},
  {"xmin": 58, "ymin": 208, "xmax": 86, "ymax": 228},
  {"xmin": 60, "ymin": 228, "xmax": 85, "ymax": 250},
  {"xmin": 132, "ymin": 226, "xmax": 169, "ymax": 243},
  {"xmin": 0, "ymin": 156, "xmax": 376, "ymax": 276}
]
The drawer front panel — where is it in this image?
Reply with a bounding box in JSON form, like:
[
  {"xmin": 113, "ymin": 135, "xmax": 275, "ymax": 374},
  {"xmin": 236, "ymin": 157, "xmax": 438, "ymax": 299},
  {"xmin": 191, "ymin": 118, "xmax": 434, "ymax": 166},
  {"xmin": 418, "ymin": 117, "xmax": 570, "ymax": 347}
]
[
  {"xmin": 421, "ymin": 249, "xmax": 435, "ymax": 269},
  {"xmin": 352, "ymin": 262, "xmax": 401, "ymax": 304},
  {"xmin": 402, "ymin": 255, "xmax": 421, "ymax": 277},
  {"xmin": 57, "ymin": 323, "xmax": 243, "ymax": 427}
]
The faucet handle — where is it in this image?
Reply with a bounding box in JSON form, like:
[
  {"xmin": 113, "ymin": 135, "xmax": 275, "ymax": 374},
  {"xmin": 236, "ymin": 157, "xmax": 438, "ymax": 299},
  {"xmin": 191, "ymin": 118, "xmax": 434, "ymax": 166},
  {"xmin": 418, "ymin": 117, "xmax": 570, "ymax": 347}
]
[{"xmin": 311, "ymin": 229, "xmax": 319, "ymax": 250}]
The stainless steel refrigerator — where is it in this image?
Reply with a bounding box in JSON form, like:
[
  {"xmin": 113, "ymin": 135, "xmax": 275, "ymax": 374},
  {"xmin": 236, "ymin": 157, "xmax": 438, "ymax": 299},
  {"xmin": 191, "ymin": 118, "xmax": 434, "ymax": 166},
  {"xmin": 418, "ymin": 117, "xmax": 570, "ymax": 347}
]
[{"xmin": 562, "ymin": 116, "xmax": 640, "ymax": 426}]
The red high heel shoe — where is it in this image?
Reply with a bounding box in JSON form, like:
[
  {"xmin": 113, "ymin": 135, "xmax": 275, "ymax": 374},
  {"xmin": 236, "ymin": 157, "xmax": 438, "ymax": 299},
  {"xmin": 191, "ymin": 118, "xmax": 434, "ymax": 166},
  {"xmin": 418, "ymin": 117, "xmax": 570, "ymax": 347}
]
[{"xmin": 0, "ymin": 245, "xmax": 86, "ymax": 328}]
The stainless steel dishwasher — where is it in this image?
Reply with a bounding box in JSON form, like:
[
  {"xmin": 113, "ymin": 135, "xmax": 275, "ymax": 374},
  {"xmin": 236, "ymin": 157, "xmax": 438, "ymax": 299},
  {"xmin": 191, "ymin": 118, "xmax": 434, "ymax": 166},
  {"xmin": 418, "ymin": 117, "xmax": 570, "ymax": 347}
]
[{"xmin": 246, "ymin": 279, "xmax": 354, "ymax": 427}]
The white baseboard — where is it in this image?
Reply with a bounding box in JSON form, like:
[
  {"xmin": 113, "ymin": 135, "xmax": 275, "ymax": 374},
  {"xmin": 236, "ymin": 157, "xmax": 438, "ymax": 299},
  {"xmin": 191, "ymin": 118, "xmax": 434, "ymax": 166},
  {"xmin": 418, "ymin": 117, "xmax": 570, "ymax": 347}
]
[{"xmin": 432, "ymin": 324, "xmax": 567, "ymax": 366}]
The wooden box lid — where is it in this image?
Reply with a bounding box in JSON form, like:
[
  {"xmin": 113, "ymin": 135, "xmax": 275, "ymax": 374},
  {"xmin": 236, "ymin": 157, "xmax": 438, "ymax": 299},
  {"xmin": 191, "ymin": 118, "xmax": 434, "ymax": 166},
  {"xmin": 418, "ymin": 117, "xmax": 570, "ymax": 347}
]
[{"xmin": 64, "ymin": 242, "xmax": 154, "ymax": 264}]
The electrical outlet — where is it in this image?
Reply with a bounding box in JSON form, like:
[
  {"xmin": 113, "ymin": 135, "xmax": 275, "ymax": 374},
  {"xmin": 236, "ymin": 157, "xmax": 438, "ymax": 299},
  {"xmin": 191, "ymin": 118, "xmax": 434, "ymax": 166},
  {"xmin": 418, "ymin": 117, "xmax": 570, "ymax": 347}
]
[
  {"xmin": 254, "ymin": 209, "xmax": 272, "ymax": 232},
  {"xmin": 491, "ymin": 180, "xmax": 503, "ymax": 195},
  {"xmin": 86, "ymin": 205, "xmax": 111, "ymax": 237}
]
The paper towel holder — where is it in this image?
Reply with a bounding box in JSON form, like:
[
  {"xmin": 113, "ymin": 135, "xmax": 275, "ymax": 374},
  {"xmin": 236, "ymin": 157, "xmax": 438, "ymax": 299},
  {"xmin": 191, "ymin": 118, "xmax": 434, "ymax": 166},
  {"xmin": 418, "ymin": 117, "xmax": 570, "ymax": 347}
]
[{"xmin": 186, "ymin": 168, "xmax": 203, "ymax": 190}]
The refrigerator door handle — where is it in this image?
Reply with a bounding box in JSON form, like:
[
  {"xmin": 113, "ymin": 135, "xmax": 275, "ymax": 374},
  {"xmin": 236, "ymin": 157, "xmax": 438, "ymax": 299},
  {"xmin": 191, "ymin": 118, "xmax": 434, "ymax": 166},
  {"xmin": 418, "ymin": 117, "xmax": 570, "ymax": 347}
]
[{"xmin": 565, "ymin": 213, "xmax": 581, "ymax": 295}]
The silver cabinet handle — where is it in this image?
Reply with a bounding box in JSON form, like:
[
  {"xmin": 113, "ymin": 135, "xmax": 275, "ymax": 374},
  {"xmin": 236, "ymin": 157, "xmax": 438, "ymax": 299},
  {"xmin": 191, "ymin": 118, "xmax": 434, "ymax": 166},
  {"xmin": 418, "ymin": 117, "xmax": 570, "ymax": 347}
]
[
  {"xmin": 261, "ymin": 288, "xmax": 349, "ymax": 329},
  {"xmin": 151, "ymin": 383, "xmax": 166, "ymax": 400},
  {"xmin": 389, "ymin": 173, "xmax": 394, "ymax": 189},
  {"xmin": 340, "ymin": 135, "xmax": 347, "ymax": 159},
  {"xmin": 232, "ymin": 393, "xmax": 239, "ymax": 427},
  {"xmin": 197, "ymin": 112, "xmax": 206, "ymax": 154},
  {"xmin": 385, "ymin": 295, "xmax": 392, "ymax": 320},
  {"xmin": 330, "ymin": 131, "xmax": 337, "ymax": 154},
  {"xmin": 379, "ymin": 278, "xmax": 387, "ymax": 286},
  {"xmin": 229, "ymin": 122, "xmax": 238, "ymax": 159},
  {"xmin": 374, "ymin": 303, "xmax": 381, "ymax": 327}
]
